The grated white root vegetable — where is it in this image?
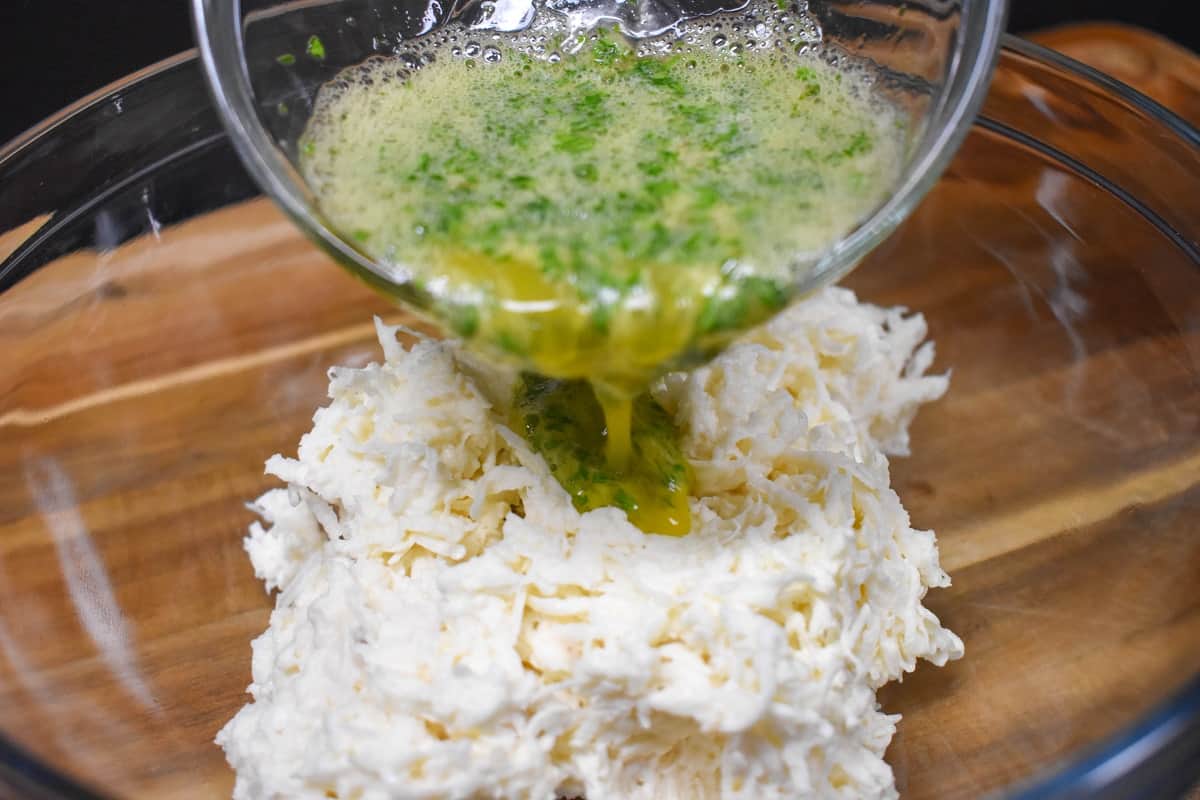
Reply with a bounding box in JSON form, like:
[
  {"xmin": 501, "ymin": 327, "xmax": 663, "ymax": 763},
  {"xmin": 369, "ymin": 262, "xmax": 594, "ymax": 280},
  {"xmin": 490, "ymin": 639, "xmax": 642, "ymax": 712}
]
[{"xmin": 219, "ymin": 287, "xmax": 962, "ymax": 800}]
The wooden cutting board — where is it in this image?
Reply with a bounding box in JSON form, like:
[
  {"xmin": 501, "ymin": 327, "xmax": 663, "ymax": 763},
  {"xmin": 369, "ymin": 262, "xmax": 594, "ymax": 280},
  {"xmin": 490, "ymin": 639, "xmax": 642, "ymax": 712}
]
[
  {"xmin": 0, "ymin": 23, "xmax": 1198, "ymax": 800},
  {"xmin": 950, "ymin": 26, "xmax": 1200, "ymax": 800},
  {"xmin": 1047, "ymin": 23, "xmax": 1200, "ymax": 798},
  {"xmin": 1029, "ymin": 24, "xmax": 1200, "ymax": 127}
]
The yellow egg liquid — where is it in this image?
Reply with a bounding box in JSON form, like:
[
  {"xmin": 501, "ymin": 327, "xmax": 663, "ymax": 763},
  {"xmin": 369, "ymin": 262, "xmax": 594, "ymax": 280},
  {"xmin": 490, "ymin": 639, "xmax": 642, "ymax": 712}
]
[
  {"xmin": 514, "ymin": 375, "xmax": 692, "ymax": 535},
  {"xmin": 298, "ymin": 7, "xmax": 904, "ymax": 534}
]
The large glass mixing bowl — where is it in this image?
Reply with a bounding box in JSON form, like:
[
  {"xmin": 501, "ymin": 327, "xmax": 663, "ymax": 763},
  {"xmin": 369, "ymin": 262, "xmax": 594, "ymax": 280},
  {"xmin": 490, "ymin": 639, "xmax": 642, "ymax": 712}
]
[
  {"xmin": 191, "ymin": 0, "xmax": 1006, "ymax": 354},
  {"xmin": 1, "ymin": 35, "xmax": 1199, "ymax": 800}
]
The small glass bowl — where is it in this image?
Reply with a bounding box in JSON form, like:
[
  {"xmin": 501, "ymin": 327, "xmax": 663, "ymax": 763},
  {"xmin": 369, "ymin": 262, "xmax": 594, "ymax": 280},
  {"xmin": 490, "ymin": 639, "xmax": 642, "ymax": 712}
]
[{"xmin": 192, "ymin": 0, "xmax": 1007, "ymax": 334}]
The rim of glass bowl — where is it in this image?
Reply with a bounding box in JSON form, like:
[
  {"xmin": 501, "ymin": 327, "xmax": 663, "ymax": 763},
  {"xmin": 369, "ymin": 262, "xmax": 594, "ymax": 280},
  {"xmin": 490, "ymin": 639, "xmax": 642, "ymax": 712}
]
[
  {"xmin": 188, "ymin": 0, "xmax": 1009, "ymax": 301},
  {"xmin": 2, "ymin": 35, "xmax": 1200, "ymax": 800}
]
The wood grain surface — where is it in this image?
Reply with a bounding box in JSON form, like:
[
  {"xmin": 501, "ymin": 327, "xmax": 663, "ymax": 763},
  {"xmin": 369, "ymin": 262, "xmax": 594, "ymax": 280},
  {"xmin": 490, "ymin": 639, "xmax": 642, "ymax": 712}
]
[
  {"xmin": 1027, "ymin": 27, "xmax": 1200, "ymax": 800},
  {"xmin": 0, "ymin": 24, "xmax": 1198, "ymax": 800},
  {"xmin": 1029, "ymin": 24, "xmax": 1200, "ymax": 127}
]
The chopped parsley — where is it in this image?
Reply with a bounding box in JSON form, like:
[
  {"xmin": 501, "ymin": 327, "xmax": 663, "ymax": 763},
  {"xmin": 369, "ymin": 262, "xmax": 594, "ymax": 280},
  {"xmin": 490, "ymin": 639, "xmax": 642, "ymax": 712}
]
[{"xmin": 301, "ymin": 29, "xmax": 899, "ymax": 395}]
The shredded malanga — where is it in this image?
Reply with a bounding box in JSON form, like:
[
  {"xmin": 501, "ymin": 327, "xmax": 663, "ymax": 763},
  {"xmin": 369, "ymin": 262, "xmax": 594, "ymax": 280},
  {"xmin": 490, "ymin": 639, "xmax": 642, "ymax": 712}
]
[{"xmin": 219, "ymin": 287, "xmax": 962, "ymax": 800}]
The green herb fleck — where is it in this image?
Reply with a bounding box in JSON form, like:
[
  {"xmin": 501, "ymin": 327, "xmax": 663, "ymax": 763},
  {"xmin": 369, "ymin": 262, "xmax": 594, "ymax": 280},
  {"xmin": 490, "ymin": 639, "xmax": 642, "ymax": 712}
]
[
  {"xmin": 306, "ymin": 35, "xmax": 326, "ymax": 60},
  {"xmin": 631, "ymin": 58, "xmax": 684, "ymax": 93},
  {"xmin": 592, "ymin": 38, "xmax": 622, "ymax": 67},
  {"xmin": 573, "ymin": 162, "xmax": 598, "ymax": 182},
  {"xmin": 554, "ymin": 132, "xmax": 596, "ymax": 153},
  {"xmin": 496, "ymin": 331, "xmax": 527, "ymax": 356},
  {"xmin": 698, "ymin": 276, "xmax": 789, "ymax": 334},
  {"xmin": 446, "ymin": 303, "xmax": 480, "ymax": 338},
  {"xmin": 843, "ymin": 131, "xmax": 873, "ymax": 157}
]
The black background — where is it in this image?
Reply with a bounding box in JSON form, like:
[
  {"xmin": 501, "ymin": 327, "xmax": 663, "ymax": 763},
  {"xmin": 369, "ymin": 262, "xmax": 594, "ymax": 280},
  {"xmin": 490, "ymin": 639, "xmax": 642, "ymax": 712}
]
[{"xmin": 1, "ymin": 0, "xmax": 1195, "ymax": 145}]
